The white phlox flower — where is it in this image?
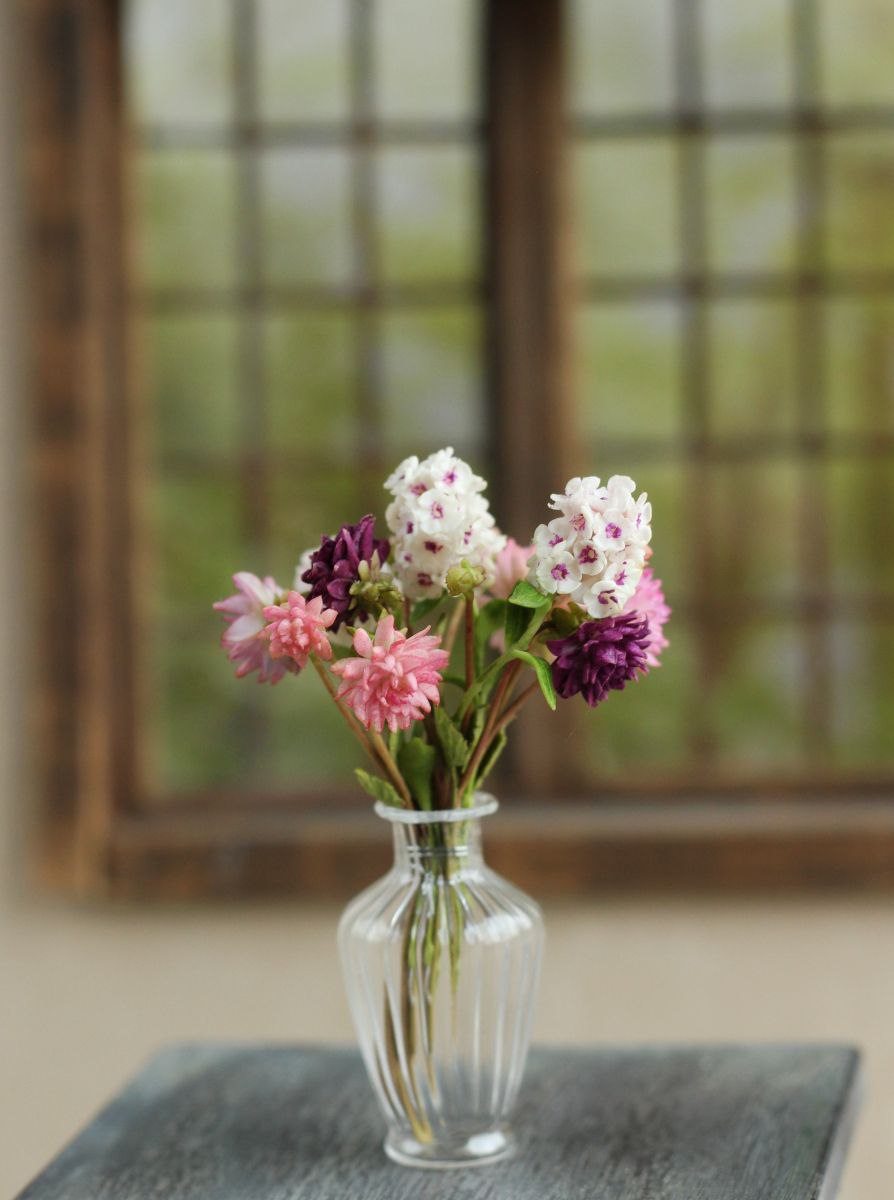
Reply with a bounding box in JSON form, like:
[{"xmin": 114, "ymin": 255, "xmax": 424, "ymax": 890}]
[
  {"xmin": 385, "ymin": 447, "xmax": 506, "ymax": 600},
  {"xmin": 527, "ymin": 475, "xmax": 652, "ymax": 616}
]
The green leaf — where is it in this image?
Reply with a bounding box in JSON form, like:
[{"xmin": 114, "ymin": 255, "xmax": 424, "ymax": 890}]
[
  {"xmin": 510, "ymin": 648, "xmax": 557, "ymax": 710},
  {"xmin": 354, "ymin": 768, "xmax": 404, "ymax": 808},
  {"xmin": 508, "ymin": 580, "xmax": 550, "ymax": 608},
  {"xmin": 504, "ymin": 601, "xmax": 529, "ymax": 649},
  {"xmin": 433, "ymin": 705, "xmax": 471, "ymax": 771},
  {"xmin": 397, "ymin": 738, "xmax": 436, "ymax": 811},
  {"xmin": 455, "ymin": 594, "xmax": 549, "ymax": 720},
  {"xmin": 442, "ymin": 672, "xmax": 468, "ymax": 690},
  {"xmin": 505, "ymin": 595, "xmax": 550, "ymax": 652}
]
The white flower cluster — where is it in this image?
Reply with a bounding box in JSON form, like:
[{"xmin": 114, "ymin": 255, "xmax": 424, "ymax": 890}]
[
  {"xmin": 528, "ymin": 475, "xmax": 652, "ymax": 617},
  {"xmin": 385, "ymin": 447, "xmax": 506, "ymax": 600}
]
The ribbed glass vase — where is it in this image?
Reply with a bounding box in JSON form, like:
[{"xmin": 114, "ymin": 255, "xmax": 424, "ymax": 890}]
[{"xmin": 338, "ymin": 795, "xmax": 544, "ymax": 1169}]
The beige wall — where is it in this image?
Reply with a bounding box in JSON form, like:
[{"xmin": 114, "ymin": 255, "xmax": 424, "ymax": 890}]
[{"xmin": 0, "ymin": 16, "xmax": 891, "ymax": 1200}]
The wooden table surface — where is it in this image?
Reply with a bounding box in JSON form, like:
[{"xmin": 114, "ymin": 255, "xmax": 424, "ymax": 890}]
[{"xmin": 17, "ymin": 1043, "xmax": 861, "ymax": 1199}]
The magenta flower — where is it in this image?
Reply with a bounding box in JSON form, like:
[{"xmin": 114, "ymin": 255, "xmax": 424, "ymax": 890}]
[
  {"xmin": 214, "ymin": 572, "xmax": 296, "ymax": 684},
  {"xmin": 263, "ymin": 591, "xmax": 337, "ymax": 668},
  {"xmin": 331, "ymin": 614, "xmax": 450, "ymax": 733},
  {"xmin": 489, "ymin": 537, "xmax": 535, "ymax": 600},
  {"xmin": 302, "ymin": 513, "xmax": 390, "ymax": 631},
  {"xmin": 623, "ymin": 567, "xmax": 670, "ymax": 669},
  {"xmin": 547, "ymin": 613, "xmax": 650, "ymax": 708}
]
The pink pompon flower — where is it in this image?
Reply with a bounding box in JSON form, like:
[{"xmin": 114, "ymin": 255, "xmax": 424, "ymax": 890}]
[
  {"xmin": 331, "ymin": 614, "xmax": 449, "ymax": 733},
  {"xmin": 214, "ymin": 572, "xmax": 295, "ymax": 684},
  {"xmin": 623, "ymin": 567, "xmax": 670, "ymax": 669},
  {"xmin": 263, "ymin": 591, "xmax": 337, "ymax": 668},
  {"xmin": 489, "ymin": 537, "xmax": 535, "ymax": 600}
]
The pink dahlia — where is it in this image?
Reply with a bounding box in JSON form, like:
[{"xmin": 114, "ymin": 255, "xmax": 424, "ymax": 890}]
[
  {"xmin": 623, "ymin": 567, "xmax": 670, "ymax": 669},
  {"xmin": 214, "ymin": 572, "xmax": 295, "ymax": 684},
  {"xmin": 262, "ymin": 591, "xmax": 337, "ymax": 668},
  {"xmin": 489, "ymin": 538, "xmax": 535, "ymax": 600},
  {"xmin": 331, "ymin": 614, "xmax": 449, "ymax": 733}
]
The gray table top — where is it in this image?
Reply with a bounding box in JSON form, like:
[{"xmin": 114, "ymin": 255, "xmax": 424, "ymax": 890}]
[{"xmin": 17, "ymin": 1043, "xmax": 861, "ymax": 1200}]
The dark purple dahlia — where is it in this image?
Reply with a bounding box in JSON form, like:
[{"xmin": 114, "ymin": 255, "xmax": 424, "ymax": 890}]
[
  {"xmin": 301, "ymin": 514, "xmax": 389, "ymax": 631},
  {"xmin": 547, "ymin": 613, "xmax": 650, "ymax": 708}
]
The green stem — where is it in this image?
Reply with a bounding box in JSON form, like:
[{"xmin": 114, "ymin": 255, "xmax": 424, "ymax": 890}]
[
  {"xmin": 441, "ymin": 598, "xmax": 465, "ymax": 658},
  {"xmin": 464, "ymin": 595, "xmax": 475, "ymax": 689},
  {"xmin": 369, "ymin": 730, "xmax": 414, "ymax": 808},
  {"xmin": 461, "ymin": 596, "xmax": 476, "ymax": 735},
  {"xmin": 310, "ymin": 656, "xmax": 380, "ymax": 768},
  {"xmin": 457, "ymin": 668, "xmax": 534, "ymax": 798},
  {"xmin": 454, "ymin": 648, "xmax": 512, "ymax": 723},
  {"xmin": 310, "ymin": 655, "xmax": 413, "ymax": 808}
]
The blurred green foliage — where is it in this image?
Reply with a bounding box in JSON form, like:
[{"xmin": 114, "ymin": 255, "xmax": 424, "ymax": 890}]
[{"xmin": 126, "ymin": 0, "xmax": 894, "ymax": 795}]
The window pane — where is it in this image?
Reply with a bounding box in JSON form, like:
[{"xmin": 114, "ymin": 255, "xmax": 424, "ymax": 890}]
[
  {"xmin": 145, "ymin": 316, "xmax": 241, "ymax": 459},
  {"xmin": 821, "ymin": 0, "xmax": 894, "ymax": 107},
  {"xmin": 149, "ymin": 632, "xmax": 261, "ymax": 795},
  {"xmin": 703, "ymin": 0, "xmax": 793, "ymax": 110},
  {"xmin": 137, "ymin": 152, "xmax": 238, "ymax": 288},
  {"xmin": 830, "ymin": 620, "xmax": 894, "ymax": 768},
  {"xmin": 584, "ymin": 621, "xmax": 696, "ymax": 778},
  {"xmin": 375, "ymin": 0, "xmax": 478, "ymax": 121},
  {"xmin": 826, "ymin": 459, "xmax": 894, "ymax": 598},
  {"xmin": 708, "ymin": 462, "xmax": 801, "ymax": 599},
  {"xmin": 706, "ymin": 136, "xmax": 798, "ymax": 275},
  {"xmin": 258, "ymin": 0, "xmax": 350, "ymax": 121},
  {"xmin": 265, "ymin": 313, "xmax": 355, "ymax": 459},
  {"xmin": 574, "ymin": 140, "xmax": 679, "ymax": 276},
  {"xmin": 261, "ymin": 149, "xmax": 353, "ymax": 286},
  {"xmin": 825, "ymin": 297, "xmax": 894, "ymax": 436},
  {"xmin": 826, "ymin": 134, "xmax": 894, "ymax": 273},
  {"xmin": 707, "ymin": 299, "xmax": 798, "ymax": 437},
  {"xmin": 151, "ymin": 477, "xmax": 246, "ymax": 620},
  {"xmin": 380, "ymin": 308, "xmax": 483, "ymax": 461},
  {"xmin": 577, "ymin": 301, "xmax": 682, "ymax": 442},
  {"xmin": 708, "ymin": 620, "xmax": 805, "ymax": 771},
  {"xmin": 261, "ymin": 679, "xmax": 362, "ymax": 789},
  {"xmin": 126, "ymin": 0, "xmax": 233, "ymax": 126},
  {"xmin": 377, "ymin": 147, "xmax": 479, "ymax": 284},
  {"xmin": 268, "ymin": 468, "xmax": 361, "ymax": 578},
  {"xmin": 569, "ymin": 0, "xmax": 675, "ymax": 116},
  {"xmin": 150, "ymin": 629, "xmax": 363, "ymax": 796}
]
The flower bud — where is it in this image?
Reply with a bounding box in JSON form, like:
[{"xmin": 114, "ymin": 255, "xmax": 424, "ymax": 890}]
[
  {"xmin": 445, "ymin": 561, "xmax": 486, "ymax": 598},
  {"xmin": 349, "ymin": 574, "xmax": 404, "ymax": 618}
]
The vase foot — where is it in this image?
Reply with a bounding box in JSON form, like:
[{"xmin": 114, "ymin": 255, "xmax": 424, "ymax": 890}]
[{"xmin": 384, "ymin": 1126, "xmax": 515, "ymax": 1170}]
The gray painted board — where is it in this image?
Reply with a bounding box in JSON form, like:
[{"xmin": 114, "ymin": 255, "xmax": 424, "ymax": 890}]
[{"xmin": 17, "ymin": 1043, "xmax": 861, "ymax": 1199}]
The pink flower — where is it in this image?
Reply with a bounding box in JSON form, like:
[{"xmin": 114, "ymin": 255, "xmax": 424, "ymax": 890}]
[
  {"xmin": 623, "ymin": 567, "xmax": 670, "ymax": 669},
  {"xmin": 214, "ymin": 572, "xmax": 295, "ymax": 684},
  {"xmin": 489, "ymin": 538, "xmax": 535, "ymax": 600},
  {"xmin": 331, "ymin": 614, "xmax": 449, "ymax": 733},
  {"xmin": 263, "ymin": 591, "xmax": 337, "ymax": 668}
]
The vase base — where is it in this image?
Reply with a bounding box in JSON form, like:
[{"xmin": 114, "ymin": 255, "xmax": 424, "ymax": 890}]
[{"xmin": 384, "ymin": 1126, "xmax": 516, "ymax": 1170}]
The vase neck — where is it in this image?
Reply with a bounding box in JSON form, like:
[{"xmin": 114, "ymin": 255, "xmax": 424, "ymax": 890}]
[{"xmin": 390, "ymin": 816, "xmax": 485, "ymax": 876}]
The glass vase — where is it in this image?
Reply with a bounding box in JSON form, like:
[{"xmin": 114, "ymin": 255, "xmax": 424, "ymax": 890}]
[{"xmin": 338, "ymin": 794, "xmax": 544, "ymax": 1169}]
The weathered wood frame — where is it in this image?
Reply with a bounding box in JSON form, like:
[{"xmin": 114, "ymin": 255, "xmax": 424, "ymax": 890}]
[{"xmin": 23, "ymin": 0, "xmax": 894, "ymax": 900}]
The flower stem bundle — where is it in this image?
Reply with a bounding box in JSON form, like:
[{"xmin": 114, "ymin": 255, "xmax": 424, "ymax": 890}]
[{"xmin": 214, "ymin": 447, "xmax": 670, "ymax": 812}]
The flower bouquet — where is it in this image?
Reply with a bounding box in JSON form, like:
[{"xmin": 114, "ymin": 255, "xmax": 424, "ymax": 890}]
[{"xmin": 214, "ymin": 447, "xmax": 668, "ymax": 1168}]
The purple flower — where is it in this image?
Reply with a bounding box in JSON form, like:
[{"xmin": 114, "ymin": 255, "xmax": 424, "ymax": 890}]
[
  {"xmin": 547, "ymin": 613, "xmax": 650, "ymax": 708},
  {"xmin": 301, "ymin": 514, "xmax": 390, "ymax": 631}
]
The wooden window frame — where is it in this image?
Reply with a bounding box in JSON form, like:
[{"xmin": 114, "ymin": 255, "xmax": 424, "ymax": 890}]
[{"xmin": 23, "ymin": 0, "xmax": 894, "ymax": 900}]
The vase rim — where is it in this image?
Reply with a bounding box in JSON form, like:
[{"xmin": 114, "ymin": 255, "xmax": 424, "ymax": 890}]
[{"xmin": 374, "ymin": 793, "xmax": 498, "ymax": 824}]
